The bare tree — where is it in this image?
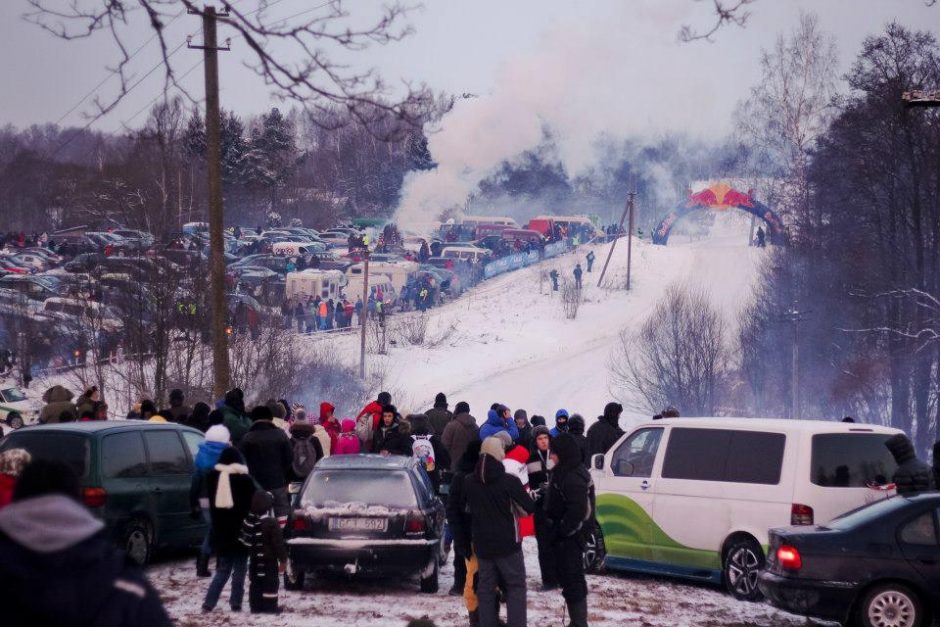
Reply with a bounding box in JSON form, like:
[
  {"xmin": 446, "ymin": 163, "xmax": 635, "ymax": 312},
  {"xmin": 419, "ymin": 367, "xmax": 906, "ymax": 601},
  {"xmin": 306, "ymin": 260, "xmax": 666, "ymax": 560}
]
[
  {"xmin": 24, "ymin": 1, "xmax": 447, "ymax": 139},
  {"xmin": 561, "ymin": 279, "xmax": 581, "ymax": 320},
  {"xmin": 609, "ymin": 283, "xmax": 729, "ymax": 416},
  {"xmin": 679, "ymin": 0, "xmax": 757, "ymax": 42}
]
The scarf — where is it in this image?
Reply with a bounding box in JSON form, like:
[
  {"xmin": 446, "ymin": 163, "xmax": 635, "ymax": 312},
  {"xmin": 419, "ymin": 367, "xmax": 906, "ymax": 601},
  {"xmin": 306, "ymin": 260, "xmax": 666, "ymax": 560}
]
[{"xmin": 214, "ymin": 462, "xmax": 249, "ymax": 509}]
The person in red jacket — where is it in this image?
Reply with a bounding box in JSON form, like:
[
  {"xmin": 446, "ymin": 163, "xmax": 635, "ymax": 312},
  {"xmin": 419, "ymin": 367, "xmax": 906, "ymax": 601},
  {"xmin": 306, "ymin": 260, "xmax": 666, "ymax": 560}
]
[
  {"xmin": 0, "ymin": 449, "xmax": 31, "ymax": 510},
  {"xmin": 354, "ymin": 392, "xmax": 391, "ymax": 449},
  {"xmin": 319, "ymin": 402, "xmax": 341, "ymax": 453}
]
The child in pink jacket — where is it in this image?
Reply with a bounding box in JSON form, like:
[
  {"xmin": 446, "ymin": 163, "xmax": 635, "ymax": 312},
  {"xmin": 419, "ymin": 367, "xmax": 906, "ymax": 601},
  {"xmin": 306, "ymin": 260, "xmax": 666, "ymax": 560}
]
[{"xmin": 333, "ymin": 419, "xmax": 362, "ymax": 455}]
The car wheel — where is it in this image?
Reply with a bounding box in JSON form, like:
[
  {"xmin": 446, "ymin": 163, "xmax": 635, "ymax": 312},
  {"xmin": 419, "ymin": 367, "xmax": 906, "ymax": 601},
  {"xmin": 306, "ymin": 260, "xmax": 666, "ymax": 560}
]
[
  {"xmin": 858, "ymin": 583, "xmax": 923, "ymax": 627},
  {"xmin": 420, "ymin": 559, "xmax": 439, "ymax": 593},
  {"xmin": 582, "ymin": 520, "xmax": 606, "ymax": 573},
  {"xmin": 6, "ymin": 413, "xmax": 23, "ymax": 429},
  {"xmin": 284, "ymin": 565, "xmax": 306, "ymax": 591},
  {"xmin": 723, "ymin": 538, "xmax": 764, "ymax": 601},
  {"xmin": 122, "ymin": 519, "xmax": 153, "ymax": 566}
]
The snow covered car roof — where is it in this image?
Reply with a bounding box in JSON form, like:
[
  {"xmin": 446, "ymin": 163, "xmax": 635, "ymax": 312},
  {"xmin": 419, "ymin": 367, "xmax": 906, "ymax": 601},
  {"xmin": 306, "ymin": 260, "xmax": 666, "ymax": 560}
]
[{"xmin": 315, "ymin": 454, "xmax": 415, "ymax": 470}]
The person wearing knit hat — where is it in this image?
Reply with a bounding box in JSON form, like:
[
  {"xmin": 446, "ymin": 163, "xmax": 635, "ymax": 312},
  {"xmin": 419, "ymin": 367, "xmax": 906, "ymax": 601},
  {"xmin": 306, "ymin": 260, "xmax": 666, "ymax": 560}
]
[
  {"xmin": 0, "ymin": 449, "xmax": 31, "ymax": 510},
  {"xmin": 441, "ymin": 401, "xmax": 479, "ymax": 473},
  {"xmin": 191, "ymin": 424, "xmax": 231, "ymax": 577},
  {"xmin": 203, "ymin": 447, "xmax": 254, "ymax": 613},
  {"xmin": 426, "ymin": 392, "xmax": 454, "ymax": 437},
  {"xmin": 458, "ymin": 435, "xmax": 533, "ymax": 627}
]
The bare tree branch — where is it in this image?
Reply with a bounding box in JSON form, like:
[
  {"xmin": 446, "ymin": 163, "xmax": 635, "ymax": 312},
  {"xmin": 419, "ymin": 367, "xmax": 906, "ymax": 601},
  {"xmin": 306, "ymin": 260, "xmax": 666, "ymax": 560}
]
[{"xmin": 679, "ymin": 0, "xmax": 757, "ymax": 43}]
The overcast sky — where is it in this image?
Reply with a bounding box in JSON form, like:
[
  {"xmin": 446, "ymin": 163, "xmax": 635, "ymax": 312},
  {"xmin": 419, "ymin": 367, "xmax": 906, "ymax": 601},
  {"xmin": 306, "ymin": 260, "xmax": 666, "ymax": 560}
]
[{"xmin": 0, "ymin": 0, "xmax": 936, "ymax": 136}]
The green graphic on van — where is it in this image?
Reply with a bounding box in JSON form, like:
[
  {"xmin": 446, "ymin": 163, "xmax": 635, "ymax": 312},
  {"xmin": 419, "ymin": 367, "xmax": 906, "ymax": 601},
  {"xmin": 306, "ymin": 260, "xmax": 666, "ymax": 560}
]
[{"xmin": 596, "ymin": 493, "xmax": 720, "ymax": 570}]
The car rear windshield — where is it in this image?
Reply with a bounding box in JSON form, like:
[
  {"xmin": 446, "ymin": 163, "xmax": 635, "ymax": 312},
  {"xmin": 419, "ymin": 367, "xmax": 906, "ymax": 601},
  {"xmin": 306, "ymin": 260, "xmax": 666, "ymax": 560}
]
[
  {"xmin": 811, "ymin": 433, "xmax": 898, "ymax": 487},
  {"xmin": 825, "ymin": 496, "xmax": 910, "ymax": 530},
  {"xmin": 0, "ymin": 431, "xmax": 89, "ymax": 478},
  {"xmin": 302, "ymin": 470, "xmax": 417, "ymax": 509}
]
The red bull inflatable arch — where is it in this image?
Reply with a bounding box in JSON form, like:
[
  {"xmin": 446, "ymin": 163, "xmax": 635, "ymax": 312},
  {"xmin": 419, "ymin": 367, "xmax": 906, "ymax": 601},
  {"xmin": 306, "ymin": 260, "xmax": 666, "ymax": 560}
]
[{"xmin": 651, "ymin": 182, "xmax": 786, "ymax": 245}]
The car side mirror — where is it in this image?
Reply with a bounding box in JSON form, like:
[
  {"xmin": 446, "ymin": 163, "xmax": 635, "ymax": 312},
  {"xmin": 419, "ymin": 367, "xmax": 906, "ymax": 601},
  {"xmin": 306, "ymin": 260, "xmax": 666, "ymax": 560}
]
[{"xmin": 592, "ymin": 454, "xmax": 605, "ymax": 471}]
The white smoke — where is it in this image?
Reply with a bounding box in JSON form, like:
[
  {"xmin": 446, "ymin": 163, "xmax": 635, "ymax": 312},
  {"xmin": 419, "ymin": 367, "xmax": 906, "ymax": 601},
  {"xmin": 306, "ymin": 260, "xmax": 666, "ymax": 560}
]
[{"xmin": 395, "ymin": 2, "xmax": 743, "ymax": 230}]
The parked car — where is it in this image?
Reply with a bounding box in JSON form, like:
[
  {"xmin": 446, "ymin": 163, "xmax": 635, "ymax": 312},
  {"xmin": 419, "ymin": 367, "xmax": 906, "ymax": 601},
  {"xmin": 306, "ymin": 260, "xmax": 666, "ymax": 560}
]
[
  {"xmin": 760, "ymin": 494, "xmax": 940, "ymax": 627},
  {"xmin": 0, "ymin": 274, "xmax": 65, "ymax": 301},
  {"xmin": 590, "ymin": 417, "xmax": 903, "ymax": 600},
  {"xmin": 285, "ymin": 454, "xmax": 444, "ymax": 593},
  {"xmin": 0, "ymin": 382, "xmax": 40, "ymax": 428},
  {"xmin": 64, "ymin": 252, "xmax": 107, "ymax": 273},
  {"xmin": 110, "ymin": 229, "xmax": 155, "ymax": 249},
  {"xmin": 0, "ymin": 257, "xmax": 33, "ymax": 275},
  {"xmin": 6, "ymin": 253, "xmax": 49, "ymax": 273},
  {"xmin": 0, "ymin": 422, "xmax": 207, "ymax": 565}
]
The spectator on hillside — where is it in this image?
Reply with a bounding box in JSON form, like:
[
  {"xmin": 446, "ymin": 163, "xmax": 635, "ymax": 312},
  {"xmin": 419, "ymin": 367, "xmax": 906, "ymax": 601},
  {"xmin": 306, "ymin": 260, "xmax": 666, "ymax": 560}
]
[
  {"xmin": 39, "ymin": 385, "xmax": 75, "ymax": 424},
  {"xmin": 479, "ymin": 405, "xmax": 520, "ymax": 442},
  {"xmin": 442, "ymin": 401, "xmax": 478, "ymax": 472},
  {"xmin": 426, "ymin": 392, "xmax": 454, "ymax": 436},
  {"xmin": 166, "ymin": 389, "xmax": 191, "ymax": 423},
  {"xmin": 586, "ymin": 402, "xmax": 625, "ymax": 458},
  {"xmin": 514, "ymin": 410, "xmax": 533, "ymax": 451},
  {"xmin": 239, "ymin": 406, "xmax": 293, "ymax": 527}
]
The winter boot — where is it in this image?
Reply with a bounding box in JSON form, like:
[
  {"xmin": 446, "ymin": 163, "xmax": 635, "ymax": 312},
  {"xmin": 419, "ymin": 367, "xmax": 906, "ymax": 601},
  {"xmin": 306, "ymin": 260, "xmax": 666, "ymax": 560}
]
[
  {"xmin": 468, "ymin": 609, "xmax": 480, "ymax": 627},
  {"xmin": 566, "ymin": 599, "xmax": 589, "ymax": 627},
  {"xmin": 196, "ymin": 554, "xmax": 212, "ymax": 578}
]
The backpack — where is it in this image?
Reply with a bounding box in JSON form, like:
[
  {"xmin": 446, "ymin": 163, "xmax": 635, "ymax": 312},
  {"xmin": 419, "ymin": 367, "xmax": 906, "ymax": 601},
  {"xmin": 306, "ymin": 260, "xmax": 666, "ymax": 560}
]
[
  {"xmin": 412, "ymin": 435, "xmax": 436, "ymax": 473},
  {"xmin": 355, "ymin": 414, "xmax": 373, "ymax": 443},
  {"xmin": 291, "ymin": 438, "xmax": 319, "ymax": 478}
]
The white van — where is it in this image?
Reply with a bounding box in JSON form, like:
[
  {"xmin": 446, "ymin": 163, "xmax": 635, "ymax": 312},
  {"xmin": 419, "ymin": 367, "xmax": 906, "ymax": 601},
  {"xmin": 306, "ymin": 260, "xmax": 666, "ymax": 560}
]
[
  {"xmin": 286, "ymin": 270, "xmax": 346, "ymax": 300},
  {"xmin": 460, "ymin": 215, "xmax": 519, "ymax": 228},
  {"xmin": 441, "ymin": 245, "xmax": 492, "ymax": 263},
  {"xmin": 346, "ymin": 260, "xmax": 418, "ymax": 293},
  {"xmin": 343, "ymin": 273, "xmax": 394, "ymax": 304},
  {"xmin": 0, "ymin": 382, "xmax": 39, "ymax": 429},
  {"xmin": 591, "ymin": 417, "xmax": 903, "ymax": 600}
]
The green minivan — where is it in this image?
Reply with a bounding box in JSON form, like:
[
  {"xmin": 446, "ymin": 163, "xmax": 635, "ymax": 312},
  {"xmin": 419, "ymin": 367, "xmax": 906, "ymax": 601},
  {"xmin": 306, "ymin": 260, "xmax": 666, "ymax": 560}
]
[{"xmin": 0, "ymin": 421, "xmax": 206, "ymax": 565}]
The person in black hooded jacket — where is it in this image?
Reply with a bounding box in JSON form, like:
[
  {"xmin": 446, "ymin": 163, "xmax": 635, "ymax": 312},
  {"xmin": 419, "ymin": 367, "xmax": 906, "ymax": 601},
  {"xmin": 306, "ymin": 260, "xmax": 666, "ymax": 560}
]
[
  {"xmin": 586, "ymin": 402, "xmax": 624, "ymax": 458},
  {"xmin": 238, "ymin": 405, "xmax": 293, "ymax": 525},
  {"xmin": 0, "ymin": 459, "xmax": 172, "ymax": 627},
  {"xmin": 545, "ymin": 433, "xmax": 595, "ymax": 627},
  {"xmin": 447, "ymin": 440, "xmax": 482, "ymax": 615},
  {"xmin": 567, "ymin": 414, "xmax": 590, "ymax": 467},
  {"xmin": 885, "ymin": 434, "xmax": 932, "ymax": 495}
]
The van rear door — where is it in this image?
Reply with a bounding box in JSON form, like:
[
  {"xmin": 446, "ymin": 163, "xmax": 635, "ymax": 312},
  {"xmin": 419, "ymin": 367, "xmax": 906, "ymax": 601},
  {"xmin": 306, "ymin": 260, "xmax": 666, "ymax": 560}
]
[{"xmin": 595, "ymin": 427, "xmax": 664, "ymax": 565}]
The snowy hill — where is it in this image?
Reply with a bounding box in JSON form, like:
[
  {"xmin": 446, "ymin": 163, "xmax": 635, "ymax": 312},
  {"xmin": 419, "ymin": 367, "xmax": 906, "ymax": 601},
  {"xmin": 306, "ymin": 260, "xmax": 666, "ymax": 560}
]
[{"xmin": 311, "ymin": 212, "xmax": 766, "ymax": 429}]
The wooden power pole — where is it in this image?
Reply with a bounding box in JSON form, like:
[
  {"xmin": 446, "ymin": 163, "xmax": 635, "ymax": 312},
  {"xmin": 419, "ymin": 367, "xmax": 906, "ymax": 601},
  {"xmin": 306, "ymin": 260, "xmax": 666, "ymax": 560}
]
[
  {"xmin": 597, "ymin": 191, "xmax": 635, "ymax": 289},
  {"xmin": 359, "ymin": 250, "xmax": 371, "ymax": 379},
  {"xmin": 189, "ymin": 5, "xmax": 231, "ymax": 397}
]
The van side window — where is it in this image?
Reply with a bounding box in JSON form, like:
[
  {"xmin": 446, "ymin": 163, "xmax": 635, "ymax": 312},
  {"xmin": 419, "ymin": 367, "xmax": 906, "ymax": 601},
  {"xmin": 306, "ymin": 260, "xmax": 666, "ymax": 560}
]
[
  {"xmin": 144, "ymin": 431, "xmax": 191, "ymax": 475},
  {"xmin": 611, "ymin": 428, "xmax": 663, "ymax": 478},
  {"xmin": 102, "ymin": 432, "xmax": 148, "ymax": 478},
  {"xmin": 811, "ymin": 434, "xmax": 898, "ymax": 488},
  {"xmin": 661, "ymin": 428, "xmax": 785, "ymax": 485}
]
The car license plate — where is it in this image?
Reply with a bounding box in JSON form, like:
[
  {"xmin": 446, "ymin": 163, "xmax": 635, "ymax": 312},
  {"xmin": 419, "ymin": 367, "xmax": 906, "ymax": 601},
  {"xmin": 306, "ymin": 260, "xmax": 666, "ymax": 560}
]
[{"xmin": 329, "ymin": 517, "xmax": 388, "ymax": 532}]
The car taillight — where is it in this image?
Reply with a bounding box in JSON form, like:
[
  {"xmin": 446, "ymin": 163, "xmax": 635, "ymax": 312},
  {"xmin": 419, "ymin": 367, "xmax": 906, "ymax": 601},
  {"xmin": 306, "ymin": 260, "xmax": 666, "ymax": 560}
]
[
  {"xmin": 83, "ymin": 487, "xmax": 107, "ymax": 508},
  {"xmin": 405, "ymin": 514, "xmax": 425, "ymax": 534},
  {"xmin": 776, "ymin": 545, "xmax": 802, "ymax": 570},
  {"xmin": 791, "ymin": 503, "xmax": 814, "ymax": 525},
  {"xmin": 292, "ymin": 517, "xmax": 309, "ymax": 532}
]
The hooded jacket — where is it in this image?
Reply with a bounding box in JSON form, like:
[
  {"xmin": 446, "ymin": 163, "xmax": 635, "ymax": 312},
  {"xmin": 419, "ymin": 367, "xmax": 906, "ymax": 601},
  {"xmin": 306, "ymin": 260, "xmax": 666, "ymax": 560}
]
[
  {"xmin": 190, "ymin": 440, "xmax": 228, "ymax": 509},
  {"xmin": 219, "ymin": 390, "xmax": 252, "ymax": 445},
  {"xmin": 425, "ymin": 401, "xmax": 454, "ymax": 437},
  {"xmin": 207, "ymin": 449, "xmax": 257, "ymax": 556},
  {"xmin": 446, "ymin": 442, "xmax": 480, "ymax": 559},
  {"xmin": 355, "ymin": 400, "xmax": 385, "ymax": 437},
  {"xmin": 238, "ymin": 420, "xmax": 293, "ymax": 491},
  {"xmin": 885, "ymin": 434, "xmax": 932, "ymax": 495},
  {"xmin": 0, "ymin": 495, "xmax": 172, "ymax": 627},
  {"xmin": 479, "ymin": 409, "xmax": 520, "ymax": 442},
  {"xmin": 39, "ymin": 385, "xmax": 76, "ymax": 424},
  {"xmin": 586, "ymin": 402, "xmax": 625, "ymax": 457},
  {"xmin": 545, "ymin": 433, "xmax": 594, "ymax": 540},
  {"xmin": 441, "ymin": 411, "xmax": 479, "ymax": 471},
  {"xmin": 333, "ymin": 419, "xmax": 361, "ymax": 455},
  {"xmin": 460, "ymin": 452, "xmax": 534, "ymax": 560},
  {"xmin": 319, "ymin": 403, "xmax": 340, "ymax": 452},
  {"xmin": 567, "ymin": 415, "xmax": 590, "ymax": 467}
]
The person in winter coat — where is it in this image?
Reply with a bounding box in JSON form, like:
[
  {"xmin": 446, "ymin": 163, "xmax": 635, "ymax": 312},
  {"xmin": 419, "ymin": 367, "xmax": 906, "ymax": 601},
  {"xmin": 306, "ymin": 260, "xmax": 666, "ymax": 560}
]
[
  {"xmin": 514, "ymin": 409, "xmax": 533, "ymax": 451},
  {"xmin": 567, "ymin": 414, "xmax": 590, "ymax": 467},
  {"xmin": 239, "ymin": 491, "xmax": 288, "ymax": 614},
  {"xmin": 333, "ymin": 419, "xmax": 362, "ymax": 455},
  {"xmin": 265, "ymin": 399, "xmax": 289, "ymax": 431},
  {"xmin": 355, "ymin": 391, "xmax": 391, "ymax": 450},
  {"xmin": 459, "ymin": 436, "xmax": 534, "ymax": 627},
  {"xmin": 75, "ymin": 386, "xmax": 100, "ymax": 418},
  {"xmin": 190, "ymin": 425, "xmax": 231, "ymax": 577},
  {"xmin": 238, "ymin": 405, "xmax": 293, "ymax": 526},
  {"xmin": 319, "ymin": 402, "xmax": 341, "ymax": 453},
  {"xmin": 503, "ymin": 443, "xmax": 535, "ymax": 539},
  {"xmin": 544, "ymin": 433, "xmax": 595, "ymax": 627},
  {"xmin": 586, "ymin": 402, "xmax": 624, "ymax": 458},
  {"xmin": 220, "ymin": 388, "xmax": 252, "ymax": 446},
  {"xmin": 0, "ymin": 448, "xmax": 31, "ymax": 510},
  {"xmin": 203, "ymin": 447, "xmax": 255, "ymax": 613},
  {"xmin": 426, "ymin": 392, "xmax": 454, "ymax": 436},
  {"xmin": 371, "ymin": 405, "xmax": 406, "ymax": 455},
  {"xmin": 0, "ymin": 459, "xmax": 172, "ymax": 627},
  {"xmin": 885, "ymin": 434, "xmax": 932, "ymax": 495},
  {"xmin": 530, "ymin": 415, "xmax": 547, "ymax": 428},
  {"xmin": 442, "ymin": 401, "xmax": 479, "ymax": 472},
  {"xmin": 39, "ymin": 384, "xmax": 75, "ymax": 424},
  {"xmin": 479, "ymin": 405, "xmax": 520, "ymax": 442},
  {"xmin": 447, "ymin": 440, "xmax": 482, "ymax": 613},
  {"xmin": 166, "ymin": 389, "xmax": 191, "ymax": 423},
  {"xmin": 185, "ymin": 402, "xmax": 213, "ymax": 433},
  {"xmin": 550, "ymin": 409, "xmax": 569, "ymax": 437},
  {"xmin": 409, "ymin": 414, "xmax": 451, "ymax": 493},
  {"xmin": 288, "ymin": 415, "xmax": 325, "ymax": 480},
  {"xmin": 527, "ymin": 425, "xmax": 557, "ymax": 589}
]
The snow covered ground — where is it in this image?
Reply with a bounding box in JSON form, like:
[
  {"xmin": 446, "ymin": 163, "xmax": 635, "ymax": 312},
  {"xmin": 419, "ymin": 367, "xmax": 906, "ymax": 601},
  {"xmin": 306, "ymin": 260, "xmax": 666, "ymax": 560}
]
[
  {"xmin": 304, "ymin": 212, "xmax": 765, "ymax": 430},
  {"xmin": 151, "ymin": 540, "xmax": 832, "ymax": 626}
]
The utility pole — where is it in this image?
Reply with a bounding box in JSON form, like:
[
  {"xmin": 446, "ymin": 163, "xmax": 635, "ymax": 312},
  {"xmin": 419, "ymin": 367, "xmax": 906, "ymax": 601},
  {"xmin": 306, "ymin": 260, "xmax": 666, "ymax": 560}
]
[
  {"xmin": 780, "ymin": 302, "xmax": 811, "ymax": 420},
  {"xmin": 625, "ymin": 191, "xmax": 636, "ymax": 291},
  {"xmin": 188, "ymin": 5, "xmax": 231, "ymax": 398},
  {"xmin": 597, "ymin": 190, "xmax": 635, "ymax": 288},
  {"xmin": 359, "ymin": 248, "xmax": 371, "ymax": 379}
]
